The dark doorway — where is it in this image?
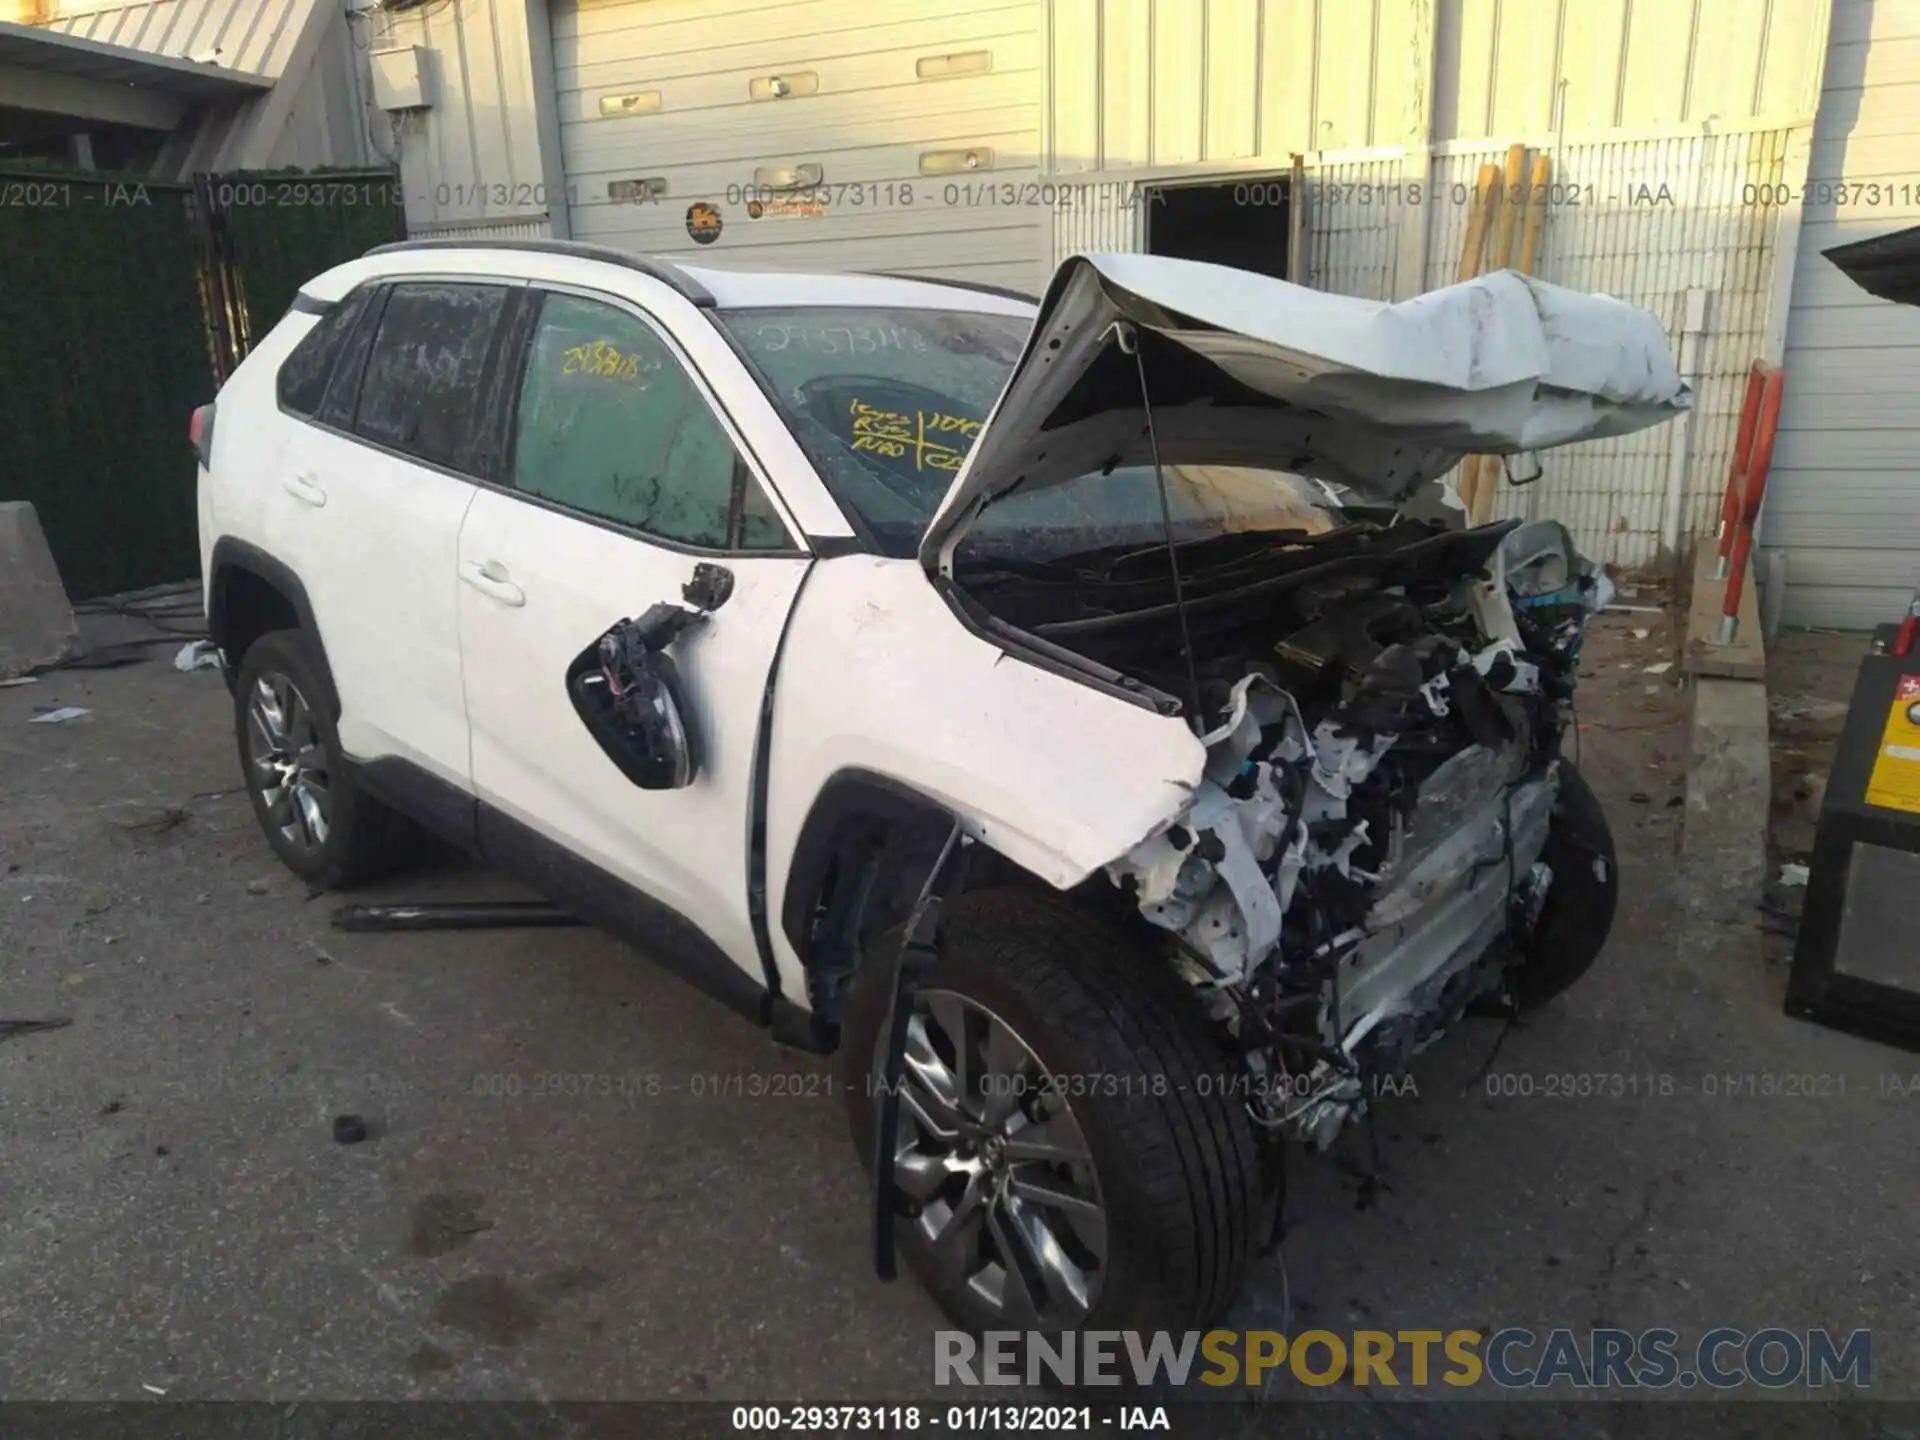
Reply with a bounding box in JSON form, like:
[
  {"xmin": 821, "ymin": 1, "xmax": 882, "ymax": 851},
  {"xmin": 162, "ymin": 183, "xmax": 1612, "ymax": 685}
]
[{"xmin": 1145, "ymin": 177, "xmax": 1291, "ymax": 280}]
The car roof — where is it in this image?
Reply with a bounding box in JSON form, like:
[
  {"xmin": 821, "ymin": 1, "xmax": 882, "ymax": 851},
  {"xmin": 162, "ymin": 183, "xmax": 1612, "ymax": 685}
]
[{"xmin": 308, "ymin": 238, "xmax": 1037, "ymax": 318}]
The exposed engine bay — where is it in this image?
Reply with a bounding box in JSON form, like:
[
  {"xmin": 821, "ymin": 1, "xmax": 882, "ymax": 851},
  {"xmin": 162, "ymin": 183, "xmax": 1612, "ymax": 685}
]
[{"xmin": 958, "ymin": 514, "xmax": 1611, "ymax": 1145}]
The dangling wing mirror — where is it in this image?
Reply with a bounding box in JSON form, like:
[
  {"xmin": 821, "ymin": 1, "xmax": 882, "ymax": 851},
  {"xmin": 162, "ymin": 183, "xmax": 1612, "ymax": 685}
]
[{"xmin": 566, "ymin": 602, "xmax": 706, "ymax": 791}]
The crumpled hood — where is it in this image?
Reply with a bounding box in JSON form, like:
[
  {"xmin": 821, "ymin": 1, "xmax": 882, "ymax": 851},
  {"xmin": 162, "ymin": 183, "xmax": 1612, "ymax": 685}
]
[{"xmin": 921, "ymin": 253, "xmax": 1691, "ymax": 572}]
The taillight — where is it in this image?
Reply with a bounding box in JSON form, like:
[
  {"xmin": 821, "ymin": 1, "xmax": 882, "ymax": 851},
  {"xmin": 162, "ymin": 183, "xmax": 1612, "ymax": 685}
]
[{"xmin": 190, "ymin": 403, "xmax": 215, "ymax": 469}]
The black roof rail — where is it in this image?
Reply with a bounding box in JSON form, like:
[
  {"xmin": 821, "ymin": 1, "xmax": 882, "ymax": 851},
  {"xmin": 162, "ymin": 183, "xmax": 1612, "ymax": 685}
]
[
  {"xmin": 865, "ymin": 270, "xmax": 1039, "ymax": 306},
  {"xmin": 364, "ymin": 237, "xmax": 716, "ymax": 308}
]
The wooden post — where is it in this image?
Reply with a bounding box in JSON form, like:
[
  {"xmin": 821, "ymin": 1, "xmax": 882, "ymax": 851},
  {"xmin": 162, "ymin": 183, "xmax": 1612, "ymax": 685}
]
[
  {"xmin": 1518, "ymin": 151, "xmax": 1551, "ymax": 275},
  {"xmin": 1488, "ymin": 142, "xmax": 1527, "ymax": 270},
  {"xmin": 1453, "ymin": 161, "xmax": 1503, "ymax": 517},
  {"xmin": 1455, "ymin": 162, "xmax": 1501, "ymax": 283},
  {"xmin": 1287, "ymin": 152, "xmax": 1307, "ymax": 283},
  {"xmin": 1470, "ymin": 150, "xmax": 1554, "ymax": 525}
]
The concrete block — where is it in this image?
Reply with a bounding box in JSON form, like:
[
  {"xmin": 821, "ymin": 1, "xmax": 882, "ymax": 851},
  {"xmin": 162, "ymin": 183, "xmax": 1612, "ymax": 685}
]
[
  {"xmin": 1684, "ymin": 544, "xmax": 1766, "ymax": 680},
  {"xmin": 0, "ymin": 501, "xmax": 80, "ymax": 678},
  {"xmin": 1682, "ymin": 675, "xmax": 1772, "ymax": 917}
]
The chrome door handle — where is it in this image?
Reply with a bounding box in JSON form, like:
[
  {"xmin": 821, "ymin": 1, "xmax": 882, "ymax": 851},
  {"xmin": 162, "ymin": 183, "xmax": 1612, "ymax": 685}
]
[
  {"xmin": 459, "ymin": 559, "xmax": 526, "ymax": 608},
  {"xmin": 281, "ymin": 473, "xmax": 327, "ymax": 507}
]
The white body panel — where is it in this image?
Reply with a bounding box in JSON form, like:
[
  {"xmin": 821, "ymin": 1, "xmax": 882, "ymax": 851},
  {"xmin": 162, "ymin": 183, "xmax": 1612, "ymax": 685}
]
[
  {"xmin": 217, "ymin": 305, "xmax": 481, "ymax": 786},
  {"xmin": 198, "ymin": 315, "xmax": 299, "ymax": 596},
  {"xmin": 457, "ymin": 488, "xmax": 809, "ymax": 980},
  {"xmin": 762, "ymin": 555, "xmax": 1205, "ymax": 997},
  {"xmin": 274, "ymin": 425, "xmax": 476, "ymax": 779}
]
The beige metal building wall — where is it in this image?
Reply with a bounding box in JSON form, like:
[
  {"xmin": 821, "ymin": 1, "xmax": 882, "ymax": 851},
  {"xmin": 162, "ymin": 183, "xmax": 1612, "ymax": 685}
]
[
  {"xmin": 1046, "ymin": 0, "xmax": 1829, "ymax": 166},
  {"xmin": 368, "ymin": 0, "xmax": 560, "ymax": 237},
  {"xmin": 1041, "ymin": 0, "xmax": 1834, "ymax": 571},
  {"xmin": 1433, "ymin": 0, "xmax": 1829, "ymax": 138},
  {"xmin": 545, "ymin": 0, "xmax": 1047, "ymax": 289},
  {"xmin": 1762, "ymin": 0, "xmax": 1920, "ymax": 628}
]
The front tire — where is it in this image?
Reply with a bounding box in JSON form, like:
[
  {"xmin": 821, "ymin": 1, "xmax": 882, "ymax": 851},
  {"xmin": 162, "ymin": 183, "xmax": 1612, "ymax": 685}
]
[
  {"xmin": 1509, "ymin": 762, "xmax": 1618, "ymax": 1010},
  {"xmin": 233, "ymin": 629, "xmax": 416, "ymax": 888},
  {"xmin": 839, "ymin": 887, "xmax": 1262, "ymax": 1334}
]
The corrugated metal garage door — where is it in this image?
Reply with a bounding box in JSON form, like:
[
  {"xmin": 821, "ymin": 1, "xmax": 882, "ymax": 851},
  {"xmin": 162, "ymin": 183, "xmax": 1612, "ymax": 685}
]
[
  {"xmin": 549, "ymin": 0, "xmax": 1048, "ymax": 291},
  {"xmin": 1765, "ymin": 0, "xmax": 1920, "ymax": 629}
]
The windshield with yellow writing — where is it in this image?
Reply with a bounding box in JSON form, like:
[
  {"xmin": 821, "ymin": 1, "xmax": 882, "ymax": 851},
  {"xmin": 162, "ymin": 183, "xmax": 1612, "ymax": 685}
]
[{"xmin": 720, "ymin": 307, "xmax": 1335, "ymax": 560}]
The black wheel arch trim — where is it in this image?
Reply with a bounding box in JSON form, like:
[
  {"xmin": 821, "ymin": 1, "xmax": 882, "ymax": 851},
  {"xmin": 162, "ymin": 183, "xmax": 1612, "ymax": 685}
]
[
  {"xmin": 207, "ymin": 537, "xmax": 338, "ymax": 708},
  {"xmin": 778, "ymin": 768, "xmax": 970, "ymax": 969}
]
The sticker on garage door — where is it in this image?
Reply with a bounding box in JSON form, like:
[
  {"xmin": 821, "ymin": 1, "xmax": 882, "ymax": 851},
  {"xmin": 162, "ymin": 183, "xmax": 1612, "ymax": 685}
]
[
  {"xmin": 685, "ymin": 202, "xmax": 722, "ymax": 244},
  {"xmin": 1866, "ymin": 675, "xmax": 1920, "ymax": 815}
]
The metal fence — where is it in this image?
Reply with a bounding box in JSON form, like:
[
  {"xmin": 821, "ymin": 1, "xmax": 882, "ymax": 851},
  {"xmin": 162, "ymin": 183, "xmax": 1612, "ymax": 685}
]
[{"xmin": 0, "ymin": 166, "xmax": 403, "ymax": 597}]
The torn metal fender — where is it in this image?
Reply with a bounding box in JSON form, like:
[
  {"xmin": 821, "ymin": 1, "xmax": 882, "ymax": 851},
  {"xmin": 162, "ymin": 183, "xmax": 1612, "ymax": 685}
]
[{"xmin": 762, "ymin": 556, "xmax": 1205, "ymax": 999}]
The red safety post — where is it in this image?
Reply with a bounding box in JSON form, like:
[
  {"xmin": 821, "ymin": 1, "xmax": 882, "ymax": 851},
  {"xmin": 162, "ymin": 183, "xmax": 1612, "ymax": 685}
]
[
  {"xmin": 1715, "ymin": 363, "xmax": 1785, "ymax": 646},
  {"xmin": 1894, "ymin": 590, "xmax": 1920, "ymax": 659},
  {"xmin": 1716, "ymin": 361, "xmax": 1770, "ymax": 576}
]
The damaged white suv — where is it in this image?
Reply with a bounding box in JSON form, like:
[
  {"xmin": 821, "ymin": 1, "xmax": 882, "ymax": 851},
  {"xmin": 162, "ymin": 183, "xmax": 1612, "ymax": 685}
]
[{"xmin": 198, "ymin": 241, "xmax": 1686, "ymax": 1335}]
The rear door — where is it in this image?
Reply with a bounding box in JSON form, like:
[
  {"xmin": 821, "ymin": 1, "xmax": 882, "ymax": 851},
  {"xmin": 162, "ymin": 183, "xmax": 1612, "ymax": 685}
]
[
  {"xmin": 455, "ymin": 285, "xmax": 810, "ymax": 984},
  {"xmin": 266, "ymin": 280, "xmax": 512, "ymax": 786}
]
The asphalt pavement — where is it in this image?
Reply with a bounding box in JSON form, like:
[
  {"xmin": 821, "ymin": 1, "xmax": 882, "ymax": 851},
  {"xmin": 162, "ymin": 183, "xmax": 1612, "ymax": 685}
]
[{"xmin": 0, "ymin": 610, "xmax": 1912, "ymax": 1427}]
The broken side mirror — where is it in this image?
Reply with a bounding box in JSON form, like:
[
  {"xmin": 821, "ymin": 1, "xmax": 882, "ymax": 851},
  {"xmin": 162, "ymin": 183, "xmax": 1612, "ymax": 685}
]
[{"xmin": 566, "ymin": 603, "xmax": 706, "ymax": 791}]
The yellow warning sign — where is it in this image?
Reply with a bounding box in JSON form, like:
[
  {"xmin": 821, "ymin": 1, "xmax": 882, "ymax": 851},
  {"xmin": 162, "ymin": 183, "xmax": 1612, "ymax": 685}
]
[{"xmin": 1866, "ymin": 674, "xmax": 1920, "ymax": 815}]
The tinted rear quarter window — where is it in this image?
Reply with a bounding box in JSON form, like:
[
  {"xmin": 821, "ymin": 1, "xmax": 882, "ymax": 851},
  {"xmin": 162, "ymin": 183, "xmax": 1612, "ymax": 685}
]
[
  {"xmin": 316, "ymin": 286, "xmax": 387, "ymax": 431},
  {"xmin": 276, "ymin": 288, "xmax": 372, "ymax": 415},
  {"xmin": 352, "ymin": 282, "xmax": 510, "ymax": 472}
]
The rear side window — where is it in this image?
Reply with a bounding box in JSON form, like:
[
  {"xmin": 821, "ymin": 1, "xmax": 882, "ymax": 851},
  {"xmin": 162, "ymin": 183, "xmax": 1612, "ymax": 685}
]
[
  {"xmin": 276, "ymin": 289, "xmax": 372, "ymax": 416},
  {"xmin": 351, "ymin": 281, "xmax": 509, "ymax": 472},
  {"xmin": 316, "ymin": 286, "xmax": 386, "ymax": 431}
]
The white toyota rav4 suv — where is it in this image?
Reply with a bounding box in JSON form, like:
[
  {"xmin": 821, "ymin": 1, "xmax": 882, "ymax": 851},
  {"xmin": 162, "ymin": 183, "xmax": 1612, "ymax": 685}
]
[{"xmin": 197, "ymin": 239, "xmax": 1687, "ymax": 1335}]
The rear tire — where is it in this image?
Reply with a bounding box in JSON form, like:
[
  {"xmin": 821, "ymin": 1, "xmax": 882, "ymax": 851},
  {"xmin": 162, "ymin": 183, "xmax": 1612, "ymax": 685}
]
[
  {"xmin": 1509, "ymin": 762, "xmax": 1618, "ymax": 1010},
  {"xmin": 233, "ymin": 629, "xmax": 418, "ymax": 888},
  {"xmin": 839, "ymin": 887, "xmax": 1262, "ymax": 1335}
]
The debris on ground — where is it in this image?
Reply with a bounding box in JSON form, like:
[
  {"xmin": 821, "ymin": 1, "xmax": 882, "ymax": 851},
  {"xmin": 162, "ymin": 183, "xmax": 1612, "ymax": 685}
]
[
  {"xmin": 172, "ymin": 640, "xmax": 221, "ymax": 673},
  {"xmin": 333, "ymin": 1115, "xmax": 369, "ymax": 1145},
  {"xmin": 246, "ymin": 880, "xmax": 270, "ymax": 895},
  {"xmin": 28, "ymin": 706, "xmax": 91, "ymax": 725},
  {"xmin": 0, "ymin": 677, "xmax": 38, "ymax": 689},
  {"xmin": 1779, "ymin": 862, "xmax": 1810, "ymax": 887},
  {"xmin": 1643, "ymin": 661, "xmax": 1672, "ymax": 675},
  {"xmin": 0, "ymin": 1018, "xmax": 73, "ymax": 1043},
  {"xmin": 110, "ymin": 806, "xmax": 189, "ymax": 836},
  {"xmin": 331, "ymin": 900, "xmax": 582, "ymax": 932}
]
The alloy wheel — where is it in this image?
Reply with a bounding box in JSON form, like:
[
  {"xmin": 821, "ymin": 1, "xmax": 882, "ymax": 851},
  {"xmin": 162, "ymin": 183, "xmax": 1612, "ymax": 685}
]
[
  {"xmin": 883, "ymin": 989, "xmax": 1108, "ymax": 1326},
  {"xmin": 245, "ymin": 671, "xmax": 331, "ymax": 854}
]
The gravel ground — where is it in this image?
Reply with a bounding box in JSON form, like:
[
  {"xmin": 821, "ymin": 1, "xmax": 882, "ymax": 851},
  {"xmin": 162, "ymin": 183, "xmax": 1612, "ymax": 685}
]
[{"xmin": 0, "ymin": 603, "xmax": 1912, "ymax": 1430}]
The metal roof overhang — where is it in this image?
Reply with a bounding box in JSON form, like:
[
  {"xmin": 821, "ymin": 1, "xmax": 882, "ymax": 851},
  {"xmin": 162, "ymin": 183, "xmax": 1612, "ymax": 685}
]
[
  {"xmin": 0, "ymin": 20, "xmax": 271, "ymax": 131},
  {"xmin": 1825, "ymin": 225, "xmax": 1920, "ymax": 309}
]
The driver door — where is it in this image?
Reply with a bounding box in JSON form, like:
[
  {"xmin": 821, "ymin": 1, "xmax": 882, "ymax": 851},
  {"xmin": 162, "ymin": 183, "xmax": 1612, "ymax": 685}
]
[{"xmin": 456, "ymin": 286, "xmax": 809, "ymax": 988}]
